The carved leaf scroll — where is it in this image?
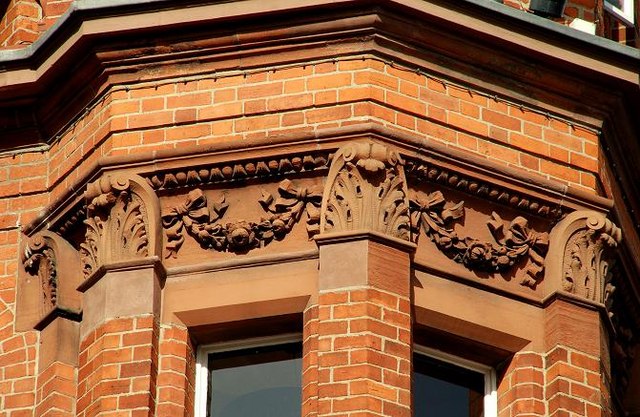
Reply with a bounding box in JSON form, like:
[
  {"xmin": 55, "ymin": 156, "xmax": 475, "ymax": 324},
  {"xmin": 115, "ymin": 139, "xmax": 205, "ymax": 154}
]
[
  {"xmin": 22, "ymin": 235, "xmax": 57, "ymax": 312},
  {"xmin": 161, "ymin": 179, "xmax": 321, "ymax": 257},
  {"xmin": 410, "ymin": 190, "xmax": 549, "ymax": 288},
  {"xmin": 17, "ymin": 231, "xmax": 82, "ymax": 331}
]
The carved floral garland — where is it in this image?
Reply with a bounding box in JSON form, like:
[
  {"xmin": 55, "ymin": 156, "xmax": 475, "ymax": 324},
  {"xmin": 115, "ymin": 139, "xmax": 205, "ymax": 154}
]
[
  {"xmin": 162, "ymin": 179, "xmax": 321, "ymax": 257},
  {"xmin": 410, "ymin": 190, "xmax": 549, "ymax": 288}
]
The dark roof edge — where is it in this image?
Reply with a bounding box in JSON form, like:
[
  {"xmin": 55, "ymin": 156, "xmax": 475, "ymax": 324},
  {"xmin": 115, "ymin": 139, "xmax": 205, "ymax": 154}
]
[
  {"xmin": 462, "ymin": 0, "xmax": 639, "ymax": 61},
  {"xmin": 0, "ymin": 0, "xmax": 638, "ymax": 66}
]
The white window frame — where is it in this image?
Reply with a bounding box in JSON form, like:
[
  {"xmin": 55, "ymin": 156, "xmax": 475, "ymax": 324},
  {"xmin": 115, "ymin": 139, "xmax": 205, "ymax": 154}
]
[
  {"xmin": 604, "ymin": 0, "xmax": 635, "ymax": 26},
  {"xmin": 195, "ymin": 333, "xmax": 303, "ymax": 417},
  {"xmin": 414, "ymin": 345, "xmax": 498, "ymax": 417}
]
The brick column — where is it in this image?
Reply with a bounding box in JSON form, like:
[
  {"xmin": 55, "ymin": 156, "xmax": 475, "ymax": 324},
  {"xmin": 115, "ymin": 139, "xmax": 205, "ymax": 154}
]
[
  {"xmin": 77, "ymin": 260, "xmax": 163, "ymax": 417},
  {"xmin": 312, "ymin": 233, "xmax": 413, "ymax": 417},
  {"xmin": 544, "ymin": 300, "xmax": 606, "ymax": 417},
  {"xmin": 497, "ymin": 352, "xmax": 546, "ymax": 417},
  {"xmin": 541, "ymin": 211, "xmax": 622, "ymax": 417},
  {"xmin": 302, "ymin": 304, "xmax": 319, "ymax": 417},
  {"xmin": 155, "ymin": 324, "xmax": 195, "ymax": 417},
  {"xmin": 35, "ymin": 317, "xmax": 79, "ymax": 417}
]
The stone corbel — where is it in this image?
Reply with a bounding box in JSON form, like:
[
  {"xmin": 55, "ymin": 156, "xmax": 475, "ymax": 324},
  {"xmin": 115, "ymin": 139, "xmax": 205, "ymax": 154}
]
[
  {"xmin": 544, "ymin": 210, "xmax": 622, "ymax": 304},
  {"xmin": 319, "ymin": 142, "xmax": 411, "ymax": 240},
  {"xmin": 17, "ymin": 231, "xmax": 82, "ymax": 331},
  {"xmin": 80, "ymin": 173, "xmax": 161, "ymax": 279}
]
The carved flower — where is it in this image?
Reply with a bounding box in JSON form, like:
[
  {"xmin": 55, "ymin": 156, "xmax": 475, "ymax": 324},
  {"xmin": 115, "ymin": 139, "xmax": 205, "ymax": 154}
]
[
  {"xmin": 226, "ymin": 222, "xmax": 256, "ymax": 250},
  {"xmin": 271, "ymin": 218, "xmax": 287, "ymax": 238},
  {"xmin": 464, "ymin": 241, "xmax": 493, "ymax": 266}
]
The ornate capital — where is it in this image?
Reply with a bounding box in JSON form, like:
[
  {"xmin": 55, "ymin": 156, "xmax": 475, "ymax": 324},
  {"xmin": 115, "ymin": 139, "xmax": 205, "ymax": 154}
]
[
  {"xmin": 546, "ymin": 210, "xmax": 622, "ymax": 302},
  {"xmin": 80, "ymin": 174, "xmax": 161, "ymax": 278},
  {"xmin": 319, "ymin": 142, "xmax": 411, "ymax": 240},
  {"xmin": 17, "ymin": 232, "xmax": 82, "ymax": 330}
]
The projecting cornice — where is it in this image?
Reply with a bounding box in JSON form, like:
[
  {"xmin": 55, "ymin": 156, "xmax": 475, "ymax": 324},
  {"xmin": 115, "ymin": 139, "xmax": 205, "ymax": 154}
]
[{"xmin": 21, "ymin": 124, "xmax": 613, "ymax": 236}]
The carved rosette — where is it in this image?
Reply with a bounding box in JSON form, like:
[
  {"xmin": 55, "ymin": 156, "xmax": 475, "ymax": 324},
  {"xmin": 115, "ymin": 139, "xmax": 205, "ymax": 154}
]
[
  {"xmin": 410, "ymin": 191, "xmax": 549, "ymax": 288},
  {"xmin": 546, "ymin": 211, "xmax": 622, "ymax": 303},
  {"xmin": 80, "ymin": 174, "xmax": 161, "ymax": 278},
  {"xmin": 17, "ymin": 231, "xmax": 82, "ymax": 330},
  {"xmin": 319, "ymin": 143, "xmax": 411, "ymax": 240},
  {"xmin": 161, "ymin": 179, "xmax": 322, "ymax": 256}
]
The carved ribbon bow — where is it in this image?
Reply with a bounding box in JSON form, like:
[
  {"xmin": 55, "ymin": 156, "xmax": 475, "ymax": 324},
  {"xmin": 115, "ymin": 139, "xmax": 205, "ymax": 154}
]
[
  {"xmin": 410, "ymin": 191, "xmax": 465, "ymax": 251},
  {"xmin": 487, "ymin": 213, "xmax": 549, "ymax": 287},
  {"xmin": 259, "ymin": 179, "xmax": 323, "ymax": 236},
  {"xmin": 161, "ymin": 189, "xmax": 228, "ymax": 258}
]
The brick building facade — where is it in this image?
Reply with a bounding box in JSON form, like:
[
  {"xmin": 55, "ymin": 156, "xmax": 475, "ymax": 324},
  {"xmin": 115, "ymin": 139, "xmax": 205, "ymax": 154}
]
[{"xmin": 0, "ymin": 1, "xmax": 639, "ymax": 417}]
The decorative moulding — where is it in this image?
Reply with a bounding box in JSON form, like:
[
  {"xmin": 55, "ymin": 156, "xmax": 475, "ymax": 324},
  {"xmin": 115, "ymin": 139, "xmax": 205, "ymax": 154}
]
[
  {"xmin": 405, "ymin": 158, "xmax": 563, "ymax": 220},
  {"xmin": 147, "ymin": 151, "xmax": 330, "ymax": 191},
  {"xmin": 410, "ymin": 191, "xmax": 549, "ymax": 289},
  {"xmin": 17, "ymin": 231, "xmax": 82, "ymax": 331},
  {"xmin": 80, "ymin": 174, "xmax": 161, "ymax": 280},
  {"xmin": 161, "ymin": 179, "xmax": 321, "ymax": 257},
  {"xmin": 544, "ymin": 210, "xmax": 622, "ymax": 304},
  {"xmin": 28, "ymin": 125, "xmax": 611, "ymax": 240}
]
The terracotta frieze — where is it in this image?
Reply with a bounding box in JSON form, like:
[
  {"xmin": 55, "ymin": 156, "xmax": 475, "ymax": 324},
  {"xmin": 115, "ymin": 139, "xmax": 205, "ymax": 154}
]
[
  {"xmin": 410, "ymin": 191, "xmax": 549, "ymax": 288},
  {"xmin": 17, "ymin": 231, "xmax": 82, "ymax": 331},
  {"xmin": 161, "ymin": 179, "xmax": 321, "ymax": 257},
  {"xmin": 405, "ymin": 158, "xmax": 564, "ymax": 220},
  {"xmin": 16, "ymin": 134, "xmax": 619, "ymax": 303},
  {"xmin": 80, "ymin": 174, "xmax": 162, "ymax": 279},
  {"xmin": 146, "ymin": 151, "xmax": 330, "ymax": 191}
]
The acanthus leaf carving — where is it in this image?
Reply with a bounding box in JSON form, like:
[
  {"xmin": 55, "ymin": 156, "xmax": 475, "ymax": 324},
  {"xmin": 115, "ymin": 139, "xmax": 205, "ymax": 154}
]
[
  {"xmin": 561, "ymin": 214, "xmax": 621, "ymax": 301},
  {"xmin": 410, "ymin": 190, "xmax": 549, "ymax": 288},
  {"xmin": 320, "ymin": 143, "xmax": 411, "ymax": 240},
  {"xmin": 80, "ymin": 174, "xmax": 156, "ymax": 278},
  {"xmin": 161, "ymin": 179, "xmax": 322, "ymax": 256}
]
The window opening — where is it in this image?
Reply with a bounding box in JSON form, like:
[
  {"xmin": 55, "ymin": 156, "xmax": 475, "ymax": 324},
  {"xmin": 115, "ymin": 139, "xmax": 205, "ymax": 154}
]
[
  {"xmin": 414, "ymin": 346, "xmax": 497, "ymax": 417},
  {"xmin": 196, "ymin": 334, "xmax": 302, "ymax": 417},
  {"xmin": 604, "ymin": 0, "xmax": 635, "ymax": 25}
]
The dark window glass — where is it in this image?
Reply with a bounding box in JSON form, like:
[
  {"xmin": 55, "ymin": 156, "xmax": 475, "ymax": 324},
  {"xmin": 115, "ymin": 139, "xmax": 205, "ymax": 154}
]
[
  {"xmin": 414, "ymin": 353, "xmax": 485, "ymax": 417},
  {"xmin": 207, "ymin": 342, "xmax": 302, "ymax": 417}
]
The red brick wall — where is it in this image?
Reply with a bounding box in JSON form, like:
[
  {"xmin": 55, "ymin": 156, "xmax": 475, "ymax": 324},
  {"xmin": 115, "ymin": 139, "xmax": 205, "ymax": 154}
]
[
  {"xmin": 0, "ymin": 7, "xmax": 621, "ymax": 417},
  {"xmin": 77, "ymin": 315, "xmax": 158, "ymax": 417},
  {"xmin": 0, "ymin": 0, "xmax": 40, "ymax": 47},
  {"xmin": 42, "ymin": 58, "xmax": 599, "ymax": 207}
]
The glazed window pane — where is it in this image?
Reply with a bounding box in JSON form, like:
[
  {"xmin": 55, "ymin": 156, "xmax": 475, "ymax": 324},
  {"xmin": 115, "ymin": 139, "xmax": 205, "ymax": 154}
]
[{"xmin": 208, "ymin": 343, "xmax": 302, "ymax": 417}]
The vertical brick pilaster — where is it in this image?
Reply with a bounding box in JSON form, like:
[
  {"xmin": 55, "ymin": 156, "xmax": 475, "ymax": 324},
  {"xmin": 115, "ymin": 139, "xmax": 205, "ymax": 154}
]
[
  {"xmin": 35, "ymin": 316, "xmax": 79, "ymax": 417},
  {"xmin": 497, "ymin": 352, "xmax": 546, "ymax": 417},
  {"xmin": 155, "ymin": 325, "xmax": 195, "ymax": 417},
  {"xmin": 544, "ymin": 299, "xmax": 607, "ymax": 417},
  {"xmin": 302, "ymin": 305, "xmax": 319, "ymax": 417},
  {"xmin": 312, "ymin": 234, "xmax": 414, "ymax": 417},
  {"xmin": 77, "ymin": 261, "xmax": 163, "ymax": 417},
  {"xmin": 36, "ymin": 361, "xmax": 76, "ymax": 417}
]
